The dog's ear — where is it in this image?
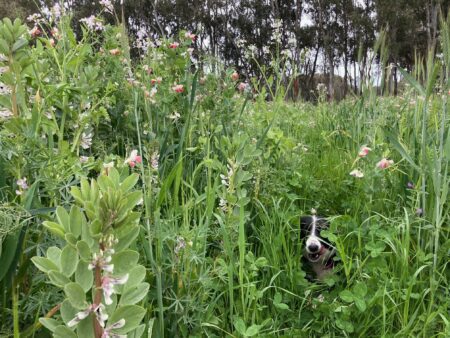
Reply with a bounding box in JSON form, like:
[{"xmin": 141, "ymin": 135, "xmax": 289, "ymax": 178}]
[{"xmin": 300, "ymin": 216, "xmax": 312, "ymax": 239}]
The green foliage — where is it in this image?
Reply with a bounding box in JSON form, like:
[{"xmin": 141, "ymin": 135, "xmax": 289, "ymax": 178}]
[
  {"xmin": 31, "ymin": 170, "xmax": 146, "ymax": 337},
  {"xmin": 0, "ymin": 5, "xmax": 448, "ymax": 338}
]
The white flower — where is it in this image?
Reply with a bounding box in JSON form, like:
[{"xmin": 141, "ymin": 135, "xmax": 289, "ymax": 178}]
[
  {"xmin": 99, "ymin": 0, "xmax": 114, "ymax": 13},
  {"xmin": 219, "ymin": 198, "xmax": 228, "ymax": 212},
  {"xmin": 80, "ymin": 132, "xmax": 93, "ymax": 149},
  {"xmin": 102, "ymin": 274, "xmax": 129, "ymax": 305},
  {"xmin": 349, "ymin": 169, "xmax": 364, "ymax": 178},
  {"xmin": 68, "ymin": 304, "xmax": 99, "ymax": 327},
  {"xmin": 101, "ymin": 319, "xmax": 127, "ymax": 338},
  {"xmin": 150, "ymin": 152, "xmax": 159, "ymax": 170},
  {"xmin": 103, "ymin": 161, "xmax": 115, "ymax": 169},
  {"xmin": 168, "ymin": 111, "xmax": 180, "ymax": 122},
  {"xmin": 17, "ymin": 177, "xmax": 28, "ymax": 190},
  {"xmin": 80, "ymin": 16, "xmax": 104, "ymax": 31},
  {"xmin": 0, "ymin": 109, "xmax": 13, "ymax": 119}
]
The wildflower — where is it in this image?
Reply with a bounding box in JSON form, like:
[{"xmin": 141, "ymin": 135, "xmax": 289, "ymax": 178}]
[
  {"xmin": 358, "ymin": 145, "xmax": 371, "ymax": 157},
  {"xmin": 102, "ymin": 274, "xmax": 129, "ymax": 305},
  {"xmin": 99, "ymin": 0, "xmax": 114, "ymax": 13},
  {"xmin": 231, "ymin": 72, "xmax": 239, "ymax": 81},
  {"xmin": 0, "ymin": 109, "xmax": 13, "ymax": 119},
  {"xmin": 68, "ymin": 304, "xmax": 99, "ymax": 327},
  {"xmin": 80, "ymin": 156, "xmax": 89, "ymax": 163},
  {"xmin": 101, "ymin": 319, "xmax": 126, "ymax": 338},
  {"xmin": 151, "ymin": 77, "xmax": 162, "ymax": 85},
  {"xmin": 50, "ymin": 3, "xmax": 62, "ymax": 20},
  {"xmin": 143, "ymin": 65, "xmax": 153, "ymax": 75},
  {"xmin": 124, "ymin": 150, "xmax": 142, "ymax": 168},
  {"xmin": 16, "ymin": 177, "xmax": 29, "ymax": 195},
  {"xmin": 376, "ymin": 158, "xmax": 394, "ymax": 169},
  {"xmin": 185, "ymin": 32, "xmax": 196, "ymax": 40},
  {"xmin": 88, "ymin": 251, "xmax": 114, "ymax": 273},
  {"xmin": 219, "ymin": 198, "xmax": 228, "ymax": 212},
  {"xmin": 51, "ymin": 27, "xmax": 60, "ymax": 38},
  {"xmin": 238, "ymin": 82, "xmax": 248, "ymax": 92},
  {"xmin": 407, "ymin": 182, "xmax": 415, "ymax": 189},
  {"xmin": 29, "ymin": 26, "xmax": 41, "ymax": 38},
  {"xmin": 349, "ymin": 169, "xmax": 364, "ymax": 178},
  {"xmin": 416, "ymin": 208, "xmax": 423, "ymax": 216},
  {"xmin": 174, "ymin": 236, "xmax": 186, "ymax": 254},
  {"xmin": 80, "ymin": 132, "xmax": 93, "ymax": 149},
  {"xmin": 103, "ymin": 161, "xmax": 115, "ymax": 174},
  {"xmin": 68, "ymin": 303, "xmax": 108, "ymax": 328},
  {"xmin": 172, "ymin": 84, "xmax": 184, "ymax": 93},
  {"xmin": 150, "ymin": 152, "xmax": 159, "ymax": 170},
  {"xmin": 109, "ymin": 48, "xmax": 121, "ymax": 56},
  {"xmin": 168, "ymin": 111, "xmax": 181, "ymax": 122},
  {"xmin": 80, "ymin": 15, "xmax": 104, "ymax": 31},
  {"xmin": 169, "ymin": 42, "xmax": 179, "ymax": 49},
  {"xmin": 27, "ymin": 13, "xmax": 42, "ymax": 23},
  {"xmin": 49, "ymin": 38, "xmax": 55, "ymax": 47}
]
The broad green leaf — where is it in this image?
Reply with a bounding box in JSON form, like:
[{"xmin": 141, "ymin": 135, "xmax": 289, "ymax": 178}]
[
  {"xmin": 60, "ymin": 245, "xmax": 78, "ymax": 277},
  {"xmin": 111, "ymin": 250, "xmax": 139, "ymax": 275},
  {"xmin": 12, "ymin": 38, "xmax": 27, "ymax": 52},
  {"xmin": 46, "ymin": 247, "xmax": 62, "ymax": 267},
  {"xmin": 60, "ymin": 300, "xmax": 78, "ymax": 326},
  {"xmin": 108, "ymin": 305, "xmax": 146, "ymax": 334},
  {"xmin": 115, "ymin": 227, "xmax": 140, "ymax": 252},
  {"xmin": 233, "ymin": 318, "xmax": 246, "ymax": 335},
  {"xmin": 75, "ymin": 261, "xmax": 93, "ymax": 292},
  {"xmin": 39, "ymin": 318, "xmax": 60, "ymax": 332},
  {"xmin": 245, "ymin": 324, "xmax": 263, "ymax": 337},
  {"xmin": 48, "ymin": 271, "xmax": 71, "ymax": 287},
  {"xmin": 125, "ymin": 265, "xmax": 146, "ymax": 289},
  {"xmin": 124, "ymin": 191, "xmax": 143, "ymax": 211},
  {"xmin": 71, "ymin": 187, "xmax": 84, "ymax": 205},
  {"xmin": 69, "ymin": 206, "xmax": 83, "ymax": 238},
  {"xmin": 354, "ymin": 297, "xmax": 367, "ymax": 312},
  {"xmin": 56, "ymin": 206, "xmax": 70, "ymax": 233},
  {"xmin": 119, "ymin": 283, "xmax": 149, "ymax": 305},
  {"xmin": 53, "ymin": 325, "xmax": 77, "ymax": 338},
  {"xmin": 353, "ymin": 282, "xmax": 368, "ymax": 298},
  {"xmin": 76, "ymin": 314, "xmax": 95, "ymax": 337},
  {"xmin": 120, "ymin": 173, "xmax": 139, "ymax": 193},
  {"xmin": 43, "ymin": 221, "xmax": 66, "ymax": 239},
  {"xmin": 98, "ymin": 174, "xmax": 116, "ymax": 192},
  {"xmin": 31, "ymin": 256, "xmax": 59, "ymax": 273},
  {"xmin": 76, "ymin": 240, "xmax": 91, "ymax": 261},
  {"xmin": 90, "ymin": 219, "xmax": 102, "ymax": 236},
  {"xmin": 128, "ymin": 324, "xmax": 146, "ymax": 338},
  {"xmin": 339, "ymin": 290, "xmax": 354, "ymax": 303},
  {"xmin": 64, "ymin": 283, "xmax": 86, "ymax": 310}
]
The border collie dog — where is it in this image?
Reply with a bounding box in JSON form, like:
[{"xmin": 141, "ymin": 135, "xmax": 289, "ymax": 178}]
[{"xmin": 300, "ymin": 215, "xmax": 336, "ymax": 280}]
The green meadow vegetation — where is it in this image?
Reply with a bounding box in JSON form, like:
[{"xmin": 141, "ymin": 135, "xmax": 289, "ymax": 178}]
[{"xmin": 0, "ymin": 5, "xmax": 449, "ymax": 338}]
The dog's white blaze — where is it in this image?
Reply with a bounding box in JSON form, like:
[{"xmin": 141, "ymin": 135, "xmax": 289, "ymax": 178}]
[{"xmin": 306, "ymin": 215, "xmax": 322, "ymax": 252}]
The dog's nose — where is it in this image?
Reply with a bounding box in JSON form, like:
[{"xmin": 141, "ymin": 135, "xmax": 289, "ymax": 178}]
[{"xmin": 308, "ymin": 243, "xmax": 319, "ymax": 253}]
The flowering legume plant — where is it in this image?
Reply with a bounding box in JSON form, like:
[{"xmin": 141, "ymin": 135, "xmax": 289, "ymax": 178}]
[{"xmin": 32, "ymin": 169, "xmax": 147, "ymax": 338}]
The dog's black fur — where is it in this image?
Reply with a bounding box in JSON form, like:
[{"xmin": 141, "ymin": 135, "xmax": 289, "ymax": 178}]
[{"xmin": 300, "ymin": 215, "xmax": 336, "ymax": 280}]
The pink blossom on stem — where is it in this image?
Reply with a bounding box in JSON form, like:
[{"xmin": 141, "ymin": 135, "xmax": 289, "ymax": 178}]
[
  {"xmin": 376, "ymin": 158, "xmax": 394, "ymax": 169},
  {"xmin": 172, "ymin": 84, "xmax": 184, "ymax": 93},
  {"xmin": 358, "ymin": 145, "xmax": 371, "ymax": 157}
]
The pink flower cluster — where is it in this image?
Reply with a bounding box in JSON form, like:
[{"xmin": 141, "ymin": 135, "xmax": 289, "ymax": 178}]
[
  {"xmin": 124, "ymin": 150, "xmax": 142, "ymax": 168},
  {"xmin": 349, "ymin": 146, "xmax": 395, "ymax": 178}
]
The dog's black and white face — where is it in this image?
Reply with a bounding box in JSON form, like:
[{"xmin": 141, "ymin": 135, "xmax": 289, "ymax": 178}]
[{"xmin": 300, "ymin": 215, "xmax": 336, "ymax": 280}]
